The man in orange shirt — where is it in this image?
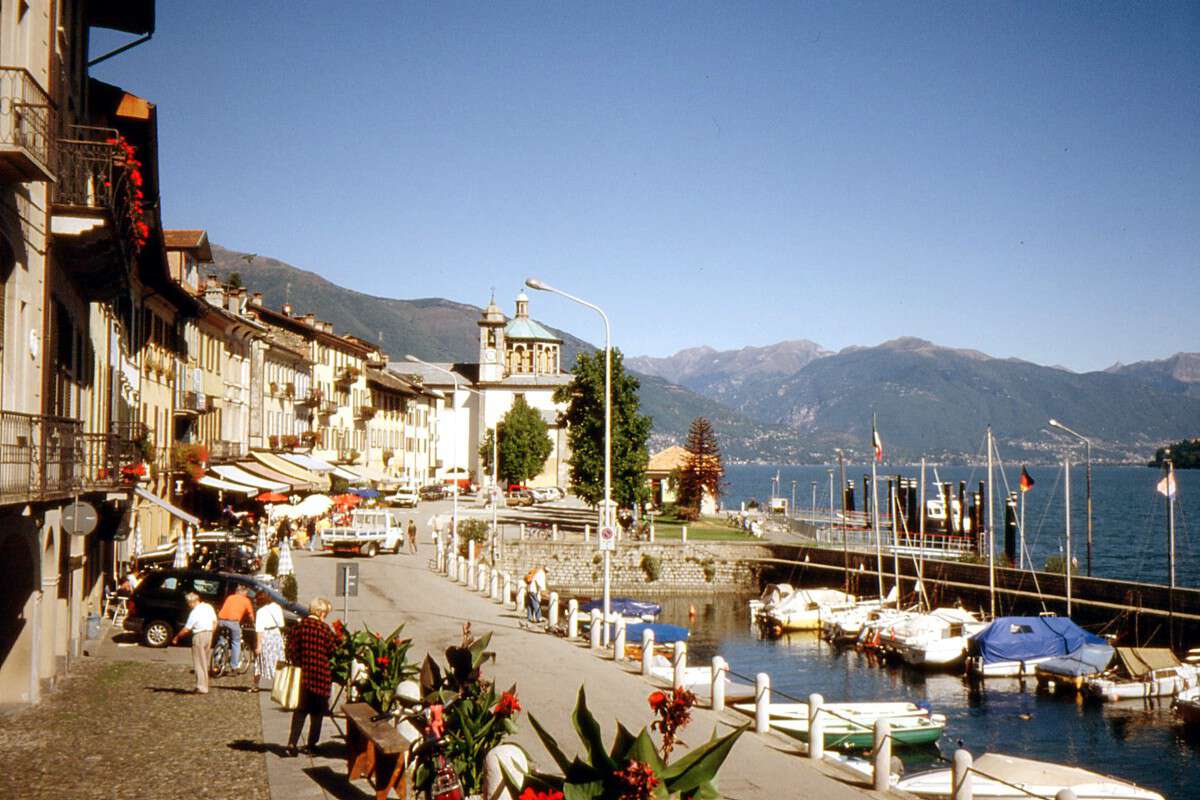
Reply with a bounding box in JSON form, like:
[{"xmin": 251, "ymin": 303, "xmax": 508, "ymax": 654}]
[{"xmin": 217, "ymin": 584, "xmax": 255, "ymax": 681}]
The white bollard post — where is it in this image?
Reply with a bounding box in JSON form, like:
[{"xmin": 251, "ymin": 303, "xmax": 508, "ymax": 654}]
[
  {"xmin": 552, "ymin": 523, "xmax": 558, "ymax": 541},
  {"xmin": 682, "ymin": 525, "xmax": 688, "ymax": 543},
  {"xmin": 1055, "ymin": 791, "xmax": 1078, "ymax": 800},
  {"xmin": 520, "ymin": 523, "xmax": 526, "ymax": 540},
  {"xmin": 589, "ymin": 609, "xmax": 602, "ymax": 650},
  {"xmin": 467, "ymin": 555, "xmax": 477, "ymax": 589},
  {"xmin": 584, "ymin": 524, "xmax": 590, "ymax": 543},
  {"xmin": 952, "ymin": 749, "xmax": 973, "ymax": 800},
  {"xmin": 468, "ymin": 538, "xmax": 476, "ymax": 565},
  {"xmin": 641, "ymin": 628, "xmax": 655, "ymax": 676},
  {"xmin": 502, "ymin": 572, "xmax": 512, "ymax": 605},
  {"xmin": 548, "ymin": 592, "xmax": 560, "ymax": 627},
  {"xmin": 613, "ymin": 618, "xmax": 626, "ymax": 662},
  {"xmin": 809, "ymin": 694, "xmax": 825, "ymax": 760},
  {"xmin": 568, "ymin": 608, "xmax": 580, "ymax": 640},
  {"xmin": 755, "ymin": 673, "xmax": 771, "ymax": 734},
  {"xmin": 873, "ymin": 718, "xmax": 890, "ymax": 791},
  {"xmin": 516, "ymin": 586, "xmax": 527, "ymax": 619},
  {"xmin": 491, "ymin": 569, "xmax": 500, "ymax": 601},
  {"xmin": 672, "ymin": 641, "xmax": 687, "ymax": 689},
  {"xmin": 649, "ymin": 519, "xmax": 655, "ymax": 542},
  {"xmin": 458, "ymin": 559, "xmax": 468, "ymax": 584},
  {"xmin": 711, "ymin": 656, "xmax": 728, "ymax": 712},
  {"xmin": 480, "ymin": 564, "xmax": 490, "ymax": 594}
]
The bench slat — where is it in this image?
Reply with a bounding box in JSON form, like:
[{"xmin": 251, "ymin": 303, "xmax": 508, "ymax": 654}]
[{"xmin": 343, "ymin": 702, "xmax": 413, "ymax": 754}]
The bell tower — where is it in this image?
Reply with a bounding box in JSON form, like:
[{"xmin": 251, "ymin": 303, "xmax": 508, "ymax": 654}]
[{"xmin": 478, "ymin": 292, "xmax": 506, "ymax": 383}]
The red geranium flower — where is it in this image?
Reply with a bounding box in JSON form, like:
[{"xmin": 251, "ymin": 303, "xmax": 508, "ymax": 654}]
[
  {"xmin": 647, "ymin": 690, "xmax": 667, "ymax": 711},
  {"xmin": 518, "ymin": 789, "xmax": 564, "ymax": 800},
  {"xmin": 613, "ymin": 760, "xmax": 659, "ymax": 800},
  {"xmin": 493, "ymin": 690, "xmax": 521, "ymax": 717},
  {"xmin": 376, "ymin": 655, "xmax": 389, "ymax": 667}
]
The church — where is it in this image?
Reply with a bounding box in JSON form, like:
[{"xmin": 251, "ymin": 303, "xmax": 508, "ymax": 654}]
[{"xmin": 392, "ymin": 292, "xmax": 573, "ymax": 490}]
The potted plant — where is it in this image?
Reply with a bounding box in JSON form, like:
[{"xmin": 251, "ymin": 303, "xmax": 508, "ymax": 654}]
[
  {"xmin": 329, "ymin": 621, "xmax": 418, "ymax": 714},
  {"xmin": 171, "ymin": 442, "xmax": 209, "ymax": 482}
]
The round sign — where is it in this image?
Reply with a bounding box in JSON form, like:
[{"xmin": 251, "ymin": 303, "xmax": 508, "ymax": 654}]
[{"xmin": 62, "ymin": 500, "xmax": 99, "ymax": 537}]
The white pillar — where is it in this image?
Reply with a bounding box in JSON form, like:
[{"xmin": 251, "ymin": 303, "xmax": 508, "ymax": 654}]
[
  {"xmin": 808, "ymin": 694, "xmax": 824, "ymax": 760},
  {"xmin": 589, "ymin": 609, "xmax": 602, "ymax": 650},
  {"xmin": 711, "ymin": 656, "xmax": 728, "ymax": 712},
  {"xmin": 641, "ymin": 628, "xmax": 655, "ymax": 676},
  {"xmin": 681, "ymin": 525, "xmax": 688, "ymax": 543},
  {"xmin": 548, "ymin": 592, "xmax": 560, "ymax": 626},
  {"xmin": 755, "ymin": 673, "xmax": 771, "ymax": 734},
  {"xmin": 520, "ymin": 523, "xmax": 526, "ymax": 540},
  {"xmin": 613, "ymin": 618, "xmax": 626, "ymax": 662},
  {"xmin": 458, "ymin": 558, "xmax": 468, "ymax": 584},
  {"xmin": 502, "ymin": 572, "xmax": 512, "ymax": 606},
  {"xmin": 552, "ymin": 523, "xmax": 558, "ymax": 541},
  {"xmin": 490, "ymin": 569, "xmax": 500, "ymax": 601},
  {"xmin": 468, "ymin": 538, "xmax": 476, "ymax": 567},
  {"xmin": 584, "ymin": 524, "xmax": 590, "ymax": 543},
  {"xmin": 467, "ymin": 556, "xmax": 477, "ymax": 589},
  {"xmin": 568, "ymin": 607, "xmax": 580, "ymax": 640},
  {"xmin": 873, "ymin": 719, "xmax": 890, "ymax": 791},
  {"xmin": 516, "ymin": 586, "xmax": 527, "ymax": 618},
  {"xmin": 1055, "ymin": 791, "xmax": 1078, "ymax": 800},
  {"xmin": 952, "ymin": 749, "xmax": 973, "ymax": 800},
  {"xmin": 480, "ymin": 564, "xmax": 490, "ymax": 594},
  {"xmin": 672, "ymin": 640, "xmax": 687, "ymax": 689}
]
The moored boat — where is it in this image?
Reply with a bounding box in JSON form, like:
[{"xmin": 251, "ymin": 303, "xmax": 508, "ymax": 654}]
[
  {"xmin": 894, "ymin": 607, "xmax": 988, "ymax": 669},
  {"xmin": 966, "ymin": 616, "xmax": 1105, "ymax": 678},
  {"xmin": 731, "ymin": 700, "xmax": 945, "ymax": 749},
  {"xmin": 1084, "ymin": 647, "xmax": 1199, "ymax": 702},
  {"xmin": 1173, "ymin": 686, "xmax": 1200, "ymax": 725},
  {"xmin": 761, "ymin": 587, "xmax": 856, "ymax": 634},
  {"xmin": 896, "ymin": 752, "xmax": 1164, "ymax": 800},
  {"xmin": 1034, "ymin": 643, "xmax": 1115, "ymax": 693}
]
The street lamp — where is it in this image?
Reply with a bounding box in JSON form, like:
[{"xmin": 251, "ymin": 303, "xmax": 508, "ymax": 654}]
[
  {"xmin": 407, "ymin": 355, "xmax": 462, "ymax": 548},
  {"xmin": 1049, "ymin": 418, "xmax": 1093, "ymax": 576},
  {"xmin": 525, "ymin": 277, "xmax": 612, "ymax": 637}
]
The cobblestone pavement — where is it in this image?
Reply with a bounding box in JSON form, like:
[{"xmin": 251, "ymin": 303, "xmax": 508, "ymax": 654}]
[{"xmin": 0, "ymin": 657, "xmax": 269, "ymax": 800}]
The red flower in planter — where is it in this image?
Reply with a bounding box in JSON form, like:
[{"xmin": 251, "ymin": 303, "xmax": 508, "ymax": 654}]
[
  {"xmin": 613, "ymin": 760, "xmax": 659, "ymax": 800},
  {"xmin": 650, "ymin": 687, "xmax": 695, "ymax": 758},
  {"xmin": 376, "ymin": 655, "xmax": 390, "ymax": 667},
  {"xmin": 493, "ymin": 690, "xmax": 521, "ymax": 717},
  {"xmin": 518, "ymin": 789, "xmax": 564, "ymax": 800}
]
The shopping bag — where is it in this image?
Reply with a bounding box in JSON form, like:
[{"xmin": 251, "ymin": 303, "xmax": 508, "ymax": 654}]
[{"xmin": 271, "ymin": 662, "xmax": 302, "ymax": 709}]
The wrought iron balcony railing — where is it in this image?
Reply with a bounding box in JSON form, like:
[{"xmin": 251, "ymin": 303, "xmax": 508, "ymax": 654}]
[
  {"xmin": 209, "ymin": 440, "xmax": 245, "ymax": 461},
  {"xmin": 174, "ymin": 389, "xmax": 204, "ymax": 414},
  {"xmin": 54, "ymin": 124, "xmax": 121, "ymax": 210},
  {"xmin": 0, "ymin": 66, "xmax": 54, "ymax": 183},
  {"xmin": 354, "ymin": 404, "xmax": 377, "ymax": 421}
]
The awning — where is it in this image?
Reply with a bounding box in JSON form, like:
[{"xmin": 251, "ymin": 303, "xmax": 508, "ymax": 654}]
[
  {"xmin": 236, "ymin": 460, "xmax": 315, "ymax": 492},
  {"xmin": 280, "ymin": 453, "xmax": 336, "ymax": 474},
  {"xmin": 133, "ymin": 486, "xmax": 200, "ymax": 527},
  {"xmin": 1115, "ymin": 647, "xmax": 1180, "ymax": 678},
  {"xmin": 211, "ymin": 464, "xmax": 289, "ymax": 493},
  {"xmin": 197, "ymin": 475, "xmax": 258, "ymax": 495},
  {"xmin": 333, "ymin": 465, "xmax": 368, "ymax": 484},
  {"xmin": 251, "ymin": 451, "xmax": 326, "ymax": 487}
]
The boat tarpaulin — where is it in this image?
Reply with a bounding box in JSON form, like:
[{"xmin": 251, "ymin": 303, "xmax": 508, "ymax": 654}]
[
  {"xmin": 1115, "ymin": 647, "xmax": 1180, "ymax": 678},
  {"xmin": 623, "ymin": 622, "xmax": 689, "ymax": 644},
  {"xmin": 1036, "ymin": 643, "xmax": 1115, "ymax": 678},
  {"xmin": 133, "ymin": 486, "xmax": 200, "ymax": 527},
  {"xmin": 968, "ymin": 617, "xmax": 1105, "ymax": 665},
  {"xmin": 196, "ymin": 475, "xmax": 258, "ymax": 495},
  {"xmin": 579, "ymin": 598, "xmax": 662, "ymax": 618}
]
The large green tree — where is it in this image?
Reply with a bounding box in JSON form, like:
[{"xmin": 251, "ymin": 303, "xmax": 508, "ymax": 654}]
[
  {"xmin": 495, "ymin": 396, "xmax": 554, "ymax": 486},
  {"xmin": 677, "ymin": 416, "xmax": 725, "ymax": 516},
  {"xmin": 554, "ymin": 347, "xmax": 652, "ymax": 510}
]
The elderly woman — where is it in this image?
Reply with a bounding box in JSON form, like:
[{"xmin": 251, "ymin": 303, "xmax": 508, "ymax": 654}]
[
  {"xmin": 253, "ymin": 590, "xmax": 285, "ymax": 691},
  {"xmin": 284, "ymin": 596, "xmax": 337, "ymax": 757}
]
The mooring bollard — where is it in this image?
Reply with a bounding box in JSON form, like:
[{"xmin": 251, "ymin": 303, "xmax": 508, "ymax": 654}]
[
  {"xmin": 491, "ymin": 569, "xmax": 500, "ymax": 600},
  {"xmin": 681, "ymin": 525, "xmax": 688, "ymax": 543},
  {"xmin": 458, "ymin": 559, "xmax": 468, "ymax": 584},
  {"xmin": 952, "ymin": 748, "xmax": 973, "ymax": 800},
  {"xmin": 480, "ymin": 565, "xmax": 490, "ymax": 594},
  {"xmin": 584, "ymin": 524, "xmax": 590, "ymax": 542},
  {"xmin": 613, "ymin": 618, "xmax": 626, "ymax": 662},
  {"xmin": 672, "ymin": 641, "xmax": 688, "ymax": 689},
  {"xmin": 568, "ymin": 608, "xmax": 580, "ymax": 640},
  {"xmin": 873, "ymin": 718, "xmax": 890, "ymax": 791},
  {"xmin": 755, "ymin": 673, "xmax": 771, "ymax": 734},
  {"xmin": 548, "ymin": 592, "xmax": 560, "ymax": 626},
  {"xmin": 516, "ymin": 586, "xmax": 527, "ymax": 619},
  {"xmin": 502, "ymin": 572, "xmax": 511, "ymax": 604},
  {"xmin": 589, "ymin": 609, "xmax": 602, "ymax": 650},
  {"xmin": 1055, "ymin": 790, "xmax": 1078, "ymax": 800},
  {"xmin": 520, "ymin": 523, "xmax": 526, "ymax": 540},
  {"xmin": 649, "ymin": 520, "xmax": 655, "ymax": 542},
  {"xmin": 809, "ymin": 694, "xmax": 825, "ymax": 760},
  {"xmin": 551, "ymin": 523, "xmax": 558, "ymax": 541},
  {"xmin": 641, "ymin": 628, "xmax": 655, "ymax": 676},
  {"xmin": 711, "ymin": 656, "xmax": 728, "ymax": 712}
]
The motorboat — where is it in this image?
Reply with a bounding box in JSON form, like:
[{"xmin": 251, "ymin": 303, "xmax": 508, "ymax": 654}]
[
  {"xmin": 748, "ymin": 582, "xmax": 796, "ymax": 624},
  {"xmin": 578, "ymin": 597, "xmax": 661, "ymax": 623},
  {"xmin": 856, "ymin": 608, "xmax": 917, "ymax": 653},
  {"xmin": 966, "ymin": 616, "xmax": 1105, "ymax": 678},
  {"xmin": 1034, "ymin": 643, "xmax": 1116, "ymax": 693},
  {"xmin": 761, "ymin": 588, "xmax": 857, "ymax": 633},
  {"xmin": 1085, "ymin": 647, "xmax": 1199, "ymax": 702},
  {"xmin": 891, "ymin": 607, "xmax": 988, "ymax": 669},
  {"xmin": 819, "ymin": 585, "xmax": 900, "ymax": 642},
  {"xmin": 1173, "ymin": 686, "xmax": 1200, "ymax": 725},
  {"xmin": 731, "ymin": 700, "xmax": 945, "ymax": 749},
  {"xmin": 897, "ymin": 752, "xmax": 1164, "ymax": 800}
]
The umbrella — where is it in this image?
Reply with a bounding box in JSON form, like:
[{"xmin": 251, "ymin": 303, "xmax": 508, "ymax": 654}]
[
  {"xmin": 130, "ymin": 520, "xmax": 143, "ymax": 561},
  {"xmin": 185, "ymin": 525, "xmax": 195, "ymax": 555},
  {"xmin": 255, "ymin": 523, "xmax": 268, "ymax": 559},
  {"xmin": 351, "ymin": 488, "xmax": 381, "ymax": 499},
  {"xmin": 172, "ymin": 537, "xmax": 188, "ymax": 568},
  {"xmin": 257, "ymin": 491, "xmax": 289, "ymax": 503},
  {"xmin": 333, "ymin": 493, "xmax": 362, "ymax": 507},
  {"xmin": 295, "ymin": 494, "xmax": 333, "ymax": 516},
  {"xmin": 277, "ymin": 536, "xmax": 294, "ymax": 576}
]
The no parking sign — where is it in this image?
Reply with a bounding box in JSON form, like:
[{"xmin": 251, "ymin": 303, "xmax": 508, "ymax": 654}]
[{"xmin": 598, "ymin": 525, "xmax": 616, "ymax": 551}]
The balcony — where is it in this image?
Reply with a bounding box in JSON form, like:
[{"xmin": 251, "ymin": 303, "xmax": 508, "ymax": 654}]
[
  {"xmin": 174, "ymin": 389, "xmax": 204, "ymax": 415},
  {"xmin": 318, "ymin": 399, "xmax": 337, "ymax": 416},
  {"xmin": 295, "ymin": 388, "xmax": 321, "ymax": 408},
  {"xmin": 334, "ymin": 367, "xmax": 360, "ymax": 387},
  {"xmin": 209, "ymin": 440, "xmax": 245, "ymax": 462},
  {"xmin": 354, "ymin": 404, "xmax": 376, "ymax": 421},
  {"xmin": 0, "ymin": 67, "xmax": 55, "ymax": 183}
]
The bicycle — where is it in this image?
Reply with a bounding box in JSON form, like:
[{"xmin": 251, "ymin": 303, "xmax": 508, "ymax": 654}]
[{"xmin": 210, "ymin": 625, "xmax": 255, "ymax": 677}]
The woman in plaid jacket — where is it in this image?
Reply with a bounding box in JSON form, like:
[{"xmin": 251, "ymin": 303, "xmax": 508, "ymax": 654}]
[{"xmin": 284, "ymin": 596, "xmax": 337, "ymax": 757}]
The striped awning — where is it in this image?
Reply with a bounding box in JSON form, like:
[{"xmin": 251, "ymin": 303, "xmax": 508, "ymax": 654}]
[
  {"xmin": 251, "ymin": 451, "xmax": 326, "ymax": 487},
  {"xmin": 197, "ymin": 475, "xmax": 258, "ymax": 495},
  {"xmin": 235, "ymin": 460, "xmax": 314, "ymax": 492},
  {"xmin": 280, "ymin": 453, "xmax": 336, "ymax": 474},
  {"xmin": 133, "ymin": 486, "xmax": 200, "ymax": 527},
  {"xmin": 332, "ymin": 465, "xmax": 368, "ymax": 484},
  {"xmin": 211, "ymin": 464, "xmax": 289, "ymax": 493}
]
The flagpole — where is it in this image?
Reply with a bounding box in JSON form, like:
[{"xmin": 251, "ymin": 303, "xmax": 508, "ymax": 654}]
[
  {"xmin": 871, "ymin": 414, "xmax": 884, "ymax": 603},
  {"xmin": 919, "ymin": 458, "xmax": 926, "ymax": 612},
  {"xmin": 986, "ymin": 426, "xmax": 995, "ymax": 620},
  {"xmin": 1019, "ymin": 488, "xmax": 1025, "ymax": 572},
  {"xmin": 1166, "ymin": 457, "xmax": 1175, "ymax": 651},
  {"xmin": 1064, "ymin": 456, "xmax": 1072, "ymax": 617}
]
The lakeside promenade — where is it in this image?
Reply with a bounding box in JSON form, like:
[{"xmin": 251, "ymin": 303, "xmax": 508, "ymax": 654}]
[{"xmin": 262, "ymin": 533, "xmax": 893, "ymax": 800}]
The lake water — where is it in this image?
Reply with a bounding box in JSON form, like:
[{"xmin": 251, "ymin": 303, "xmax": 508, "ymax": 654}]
[
  {"xmin": 652, "ymin": 594, "xmax": 1199, "ymax": 800},
  {"xmin": 725, "ymin": 463, "xmax": 1200, "ymax": 589}
]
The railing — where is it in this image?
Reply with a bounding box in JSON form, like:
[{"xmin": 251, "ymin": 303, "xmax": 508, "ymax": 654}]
[
  {"xmin": 174, "ymin": 389, "xmax": 204, "ymax": 413},
  {"xmin": 0, "ymin": 66, "xmax": 55, "ymax": 178},
  {"xmin": 53, "ymin": 124, "xmax": 120, "ymax": 209},
  {"xmin": 209, "ymin": 440, "xmax": 245, "ymax": 461},
  {"xmin": 335, "ymin": 367, "xmax": 359, "ymax": 386},
  {"xmin": 318, "ymin": 399, "xmax": 336, "ymax": 416},
  {"xmin": 354, "ymin": 404, "xmax": 376, "ymax": 420},
  {"xmin": 295, "ymin": 388, "xmax": 321, "ymax": 407}
]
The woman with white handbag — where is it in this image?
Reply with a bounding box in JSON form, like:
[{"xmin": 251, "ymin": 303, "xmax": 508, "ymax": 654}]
[{"xmin": 282, "ymin": 596, "xmax": 337, "ymax": 757}]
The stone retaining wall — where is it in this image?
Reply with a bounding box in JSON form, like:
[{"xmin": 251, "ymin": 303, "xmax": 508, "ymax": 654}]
[{"xmin": 494, "ymin": 541, "xmax": 773, "ymax": 594}]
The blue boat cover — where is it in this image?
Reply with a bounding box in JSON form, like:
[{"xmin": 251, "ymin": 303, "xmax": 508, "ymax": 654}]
[
  {"xmin": 622, "ymin": 622, "xmax": 689, "ymax": 644},
  {"xmin": 1036, "ymin": 643, "xmax": 1115, "ymax": 678},
  {"xmin": 968, "ymin": 617, "xmax": 1104, "ymax": 665},
  {"xmin": 579, "ymin": 597, "xmax": 662, "ymax": 618}
]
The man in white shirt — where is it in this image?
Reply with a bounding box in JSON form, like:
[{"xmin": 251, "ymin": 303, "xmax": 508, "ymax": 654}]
[{"xmin": 172, "ymin": 592, "xmax": 217, "ymax": 693}]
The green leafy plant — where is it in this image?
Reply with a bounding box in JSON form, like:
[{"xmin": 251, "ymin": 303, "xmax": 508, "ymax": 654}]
[
  {"xmin": 457, "ymin": 517, "xmax": 491, "ymax": 557},
  {"xmin": 329, "ymin": 620, "xmax": 418, "ymax": 714},
  {"xmin": 280, "ymin": 573, "xmax": 298, "ymax": 603},
  {"xmin": 516, "ymin": 686, "xmax": 746, "ymax": 800},
  {"xmin": 265, "ymin": 550, "xmax": 279, "ymax": 577},
  {"xmin": 171, "ymin": 442, "xmax": 209, "ymax": 481},
  {"xmin": 701, "ymin": 559, "xmax": 716, "ymax": 583},
  {"xmin": 640, "ymin": 554, "xmax": 661, "ymax": 583}
]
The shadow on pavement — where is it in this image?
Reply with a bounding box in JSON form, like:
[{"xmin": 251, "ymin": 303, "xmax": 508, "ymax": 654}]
[
  {"xmin": 303, "ymin": 765, "xmax": 373, "ymax": 799},
  {"xmin": 148, "ymin": 686, "xmax": 198, "ymax": 694}
]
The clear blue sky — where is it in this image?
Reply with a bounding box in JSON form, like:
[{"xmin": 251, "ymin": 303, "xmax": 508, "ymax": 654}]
[{"xmin": 92, "ymin": 2, "xmax": 1199, "ymax": 372}]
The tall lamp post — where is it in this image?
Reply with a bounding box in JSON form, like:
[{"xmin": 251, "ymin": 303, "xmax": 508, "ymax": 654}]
[
  {"xmin": 407, "ymin": 355, "xmax": 462, "ymax": 548},
  {"xmin": 1049, "ymin": 418, "xmax": 1093, "ymax": 576},
  {"xmin": 525, "ymin": 277, "xmax": 612, "ymax": 635}
]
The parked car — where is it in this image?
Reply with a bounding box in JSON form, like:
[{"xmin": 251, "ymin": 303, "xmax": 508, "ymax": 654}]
[
  {"xmin": 420, "ymin": 484, "xmax": 450, "ymax": 501},
  {"xmin": 124, "ymin": 569, "xmax": 305, "ymax": 648},
  {"xmin": 385, "ymin": 485, "xmax": 420, "ymax": 508},
  {"xmin": 505, "ymin": 489, "xmax": 535, "ymax": 507},
  {"xmin": 530, "ymin": 487, "xmax": 556, "ymax": 503}
]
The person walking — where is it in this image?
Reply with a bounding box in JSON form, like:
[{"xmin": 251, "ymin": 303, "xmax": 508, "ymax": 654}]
[
  {"xmin": 253, "ymin": 590, "xmax": 285, "ymax": 691},
  {"xmin": 216, "ymin": 584, "xmax": 255, "ymax": 674},
  {"xmin": 406, "ymin": 518, "xmax": 418, "ymax": 554},
  {"xmin": 172, "ymin": 592, "xmax": 217, "ymax": 693},
  {"xmin": 524, "ymin": 565, "xmax": 546, "ymax": 624},
  {"xmin": 284, "ymin": 596, "xmax": 337, "ymax": 757}
]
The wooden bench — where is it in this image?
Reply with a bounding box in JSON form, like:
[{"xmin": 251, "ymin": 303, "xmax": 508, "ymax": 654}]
[{"xmin": 343, "ymin": 702, "xmax": 414, "ymax": 800}]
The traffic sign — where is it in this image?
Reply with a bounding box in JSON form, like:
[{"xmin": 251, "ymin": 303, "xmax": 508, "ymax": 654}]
[
  {"xmin": 335, "ymin": 562, "xmax": 359, "ymax": 597},
  {"xmin": 63, "ymin": 500, "xmax": 99, "ymax": 537},
  {"xmin": 598, "ymin": 525, "xmax": 616, "ymax": 551}
]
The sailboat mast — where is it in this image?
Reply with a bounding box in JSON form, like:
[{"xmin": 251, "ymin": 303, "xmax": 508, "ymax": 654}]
[
  {"xmin": 1166, "ymin": 458, "xmax": 1176, "ymax": 651},
  {"xmin": 1019, "ymin": 483, "xmax": 1026, "ymax": 572},
  {"xmin": 1065, "ymin": 457, "xmax": 1072, "ymax": 616},
  {"xmin": 838, "ymin": 449, "xmax": 848, "ymax": 595},
  {"xmin": 872, "ymin": 455, "xmax": 883, "ymax": 602},
  {"xmin": 919, "ymin": 458, "xmax": 926, "ymax": 612},
  {"xmin": 987, "ymin": 427, "xmax": 995, "ymax": 619},
  {"xmin": 891, "ymin": 483, "xmax": 901, "ymax": 606}
]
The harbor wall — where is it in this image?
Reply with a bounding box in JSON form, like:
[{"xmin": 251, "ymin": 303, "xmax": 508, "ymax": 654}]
[{"xmin": 495, "ymin": 541, "xmax": 771, "ymax": 595}]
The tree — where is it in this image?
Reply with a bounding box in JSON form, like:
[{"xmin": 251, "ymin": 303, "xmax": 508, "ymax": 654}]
[
  {"xmin": 478, "ymin": 428, "xmax": 495, "ymax": 474},
  {"xmin": 554, "ymin": 347, "xmax": 652, "ymax": 511},
  {"xmin": 226, "ymin": 271, "xmax": 243, "ymax": 289},
  {"xmin": 677, "ymin": 416, "xmax": 725, "ymax": 516},
  {"xmin": 496, "ymin": 396, "xmax": 553, "ymax": 486}
]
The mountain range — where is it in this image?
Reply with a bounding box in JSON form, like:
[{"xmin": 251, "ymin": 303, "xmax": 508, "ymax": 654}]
[{"xmin": 211, "ymin": 246, "xmax": 1199, "ymax": 464}]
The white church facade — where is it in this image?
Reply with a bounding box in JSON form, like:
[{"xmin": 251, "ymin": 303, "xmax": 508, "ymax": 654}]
[{"xmin": 392, "ymin": 292, "xmax": 573, "ymax": 490}]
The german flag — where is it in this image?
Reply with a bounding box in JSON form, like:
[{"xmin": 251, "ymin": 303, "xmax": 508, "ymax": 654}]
[{"xmin": 1019, "ymin": 466, "xmax": 1035, "ymax": 493}]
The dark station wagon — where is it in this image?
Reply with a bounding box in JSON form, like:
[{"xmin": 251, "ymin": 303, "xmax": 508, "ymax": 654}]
[{"xmin": 124, "ymin": 569, "xmax": 306, "ymax": 647}]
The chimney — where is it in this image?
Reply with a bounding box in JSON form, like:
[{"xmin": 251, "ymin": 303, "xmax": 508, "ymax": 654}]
[
  {"xmin": 323, "ymin": 322, "xmax": 333, "ymax": 333},
  {"xmin": 204, "ymin": 274, "xmax": 224, "ymax": 307},
  {"xmin": 303, "ymin": 313, "xmax": 316, "ymax": 327},
  {"xmin": 281, "ymin": 303, "xmax": 292, "ymax": 316},
  {"xmin": 251, "ymin": 292, "xmax": 263, "ymax": 306}
]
